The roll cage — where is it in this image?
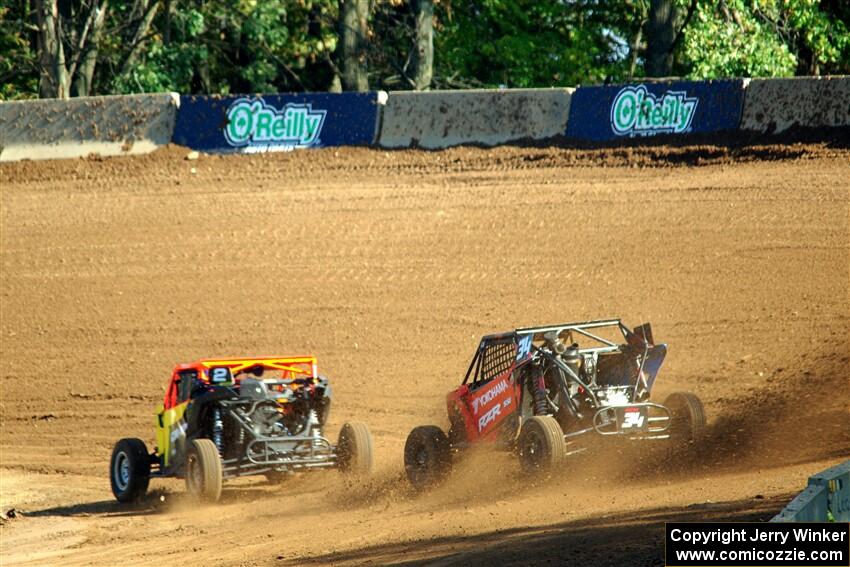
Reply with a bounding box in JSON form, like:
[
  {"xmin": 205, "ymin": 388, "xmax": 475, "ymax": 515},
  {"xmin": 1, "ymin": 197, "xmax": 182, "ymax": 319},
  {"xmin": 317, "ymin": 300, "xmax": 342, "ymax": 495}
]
[
  {"xmin": 164, "ymin": 356, "xmax": 319, "ymax": 409},
  {"xmin": 462, "ymin": 319, "xmax": 657, "ymax": 404}
]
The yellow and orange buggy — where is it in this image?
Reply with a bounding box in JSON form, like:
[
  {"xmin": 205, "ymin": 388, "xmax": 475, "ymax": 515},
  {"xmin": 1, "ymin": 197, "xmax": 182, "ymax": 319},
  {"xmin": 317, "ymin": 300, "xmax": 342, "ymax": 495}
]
[{"xmin": 110, "ymin": 356, "xmax": 373, "ymax": 503}]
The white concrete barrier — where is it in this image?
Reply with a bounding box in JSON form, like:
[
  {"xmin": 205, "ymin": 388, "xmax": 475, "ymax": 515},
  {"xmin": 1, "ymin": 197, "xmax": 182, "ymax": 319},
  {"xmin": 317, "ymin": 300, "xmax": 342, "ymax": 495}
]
[
  {"xmin": 0, "ymin": 93, "xmax": 179, "ymax": 162},
  {"xmin": 772, "ymin": 460, "xmax": 850, "ymax": 522},
  {"xmin": 741, "ymin": 76, "xmax": 850, "ymax": 133},
  {"xmin": 378, "ymin": 88, "xmax": 573, "ymax": 149}
]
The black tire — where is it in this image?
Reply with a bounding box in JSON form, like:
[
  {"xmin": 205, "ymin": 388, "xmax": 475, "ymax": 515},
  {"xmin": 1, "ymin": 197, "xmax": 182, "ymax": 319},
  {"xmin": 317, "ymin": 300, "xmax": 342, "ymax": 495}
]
[
  {"xmin": 664, "ymin": 392, "xmax": 706, "ymax": 443},
  {"xmin": 404, "ymin": 425, "xmax": 451, "ymax": 490},
  {"xmin": 185, "ymin": 438, "xmax": 223, "ymax": 502},
  {"xmin": 337, "ymin": 422, "xmax": 374, "ymax": 475},
  {"xmin": 110, "ymin": 438, "xmax": 151, "ymax": 503},
  {"xmin": 517, "ymin": 415, "xmax": 566, "ymax": 475}
]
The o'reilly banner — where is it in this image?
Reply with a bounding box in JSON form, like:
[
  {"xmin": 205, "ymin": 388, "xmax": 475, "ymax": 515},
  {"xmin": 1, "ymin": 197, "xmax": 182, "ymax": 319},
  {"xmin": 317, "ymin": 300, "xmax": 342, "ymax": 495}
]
[
  {"xmin": 566, "ymin": 79, "xmax": 745, "ymax": 142},
  {"xmin": 224, "ymin": 98, "xmax": 327, "ymax": 151},
  {"xmin": 174, "ymin": 92, "xmax": 382, "ymax": 153}
]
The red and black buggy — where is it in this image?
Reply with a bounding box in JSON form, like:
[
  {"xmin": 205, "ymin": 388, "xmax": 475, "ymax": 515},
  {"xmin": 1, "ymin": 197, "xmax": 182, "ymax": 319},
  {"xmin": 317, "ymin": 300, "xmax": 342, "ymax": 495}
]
[{"xmin": 404, "ymin": 319, "xmax": 705, "ymax": 489}]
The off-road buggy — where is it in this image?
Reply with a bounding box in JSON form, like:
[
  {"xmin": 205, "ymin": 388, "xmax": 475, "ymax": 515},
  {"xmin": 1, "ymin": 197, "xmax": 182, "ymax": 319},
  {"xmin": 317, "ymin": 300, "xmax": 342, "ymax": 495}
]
[
  {"xmin": 110, "ymin": 356, "xmax": 373, "ymax": 503},
  {"xmin": 404, "ymin": 319, "xmax": 705, "ymax": 489}
]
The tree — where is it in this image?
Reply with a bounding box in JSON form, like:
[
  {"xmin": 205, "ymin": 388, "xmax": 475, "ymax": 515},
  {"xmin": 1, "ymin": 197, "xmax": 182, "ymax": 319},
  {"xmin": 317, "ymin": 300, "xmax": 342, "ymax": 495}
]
[
  {"xmin": 679, "ymin": 0, "xmax": 850, "ymax": 79},
  {"xmin": 72, "ymin": 0, "xmax": 107, "ymax": 96},
  {"xmin": 0, "ymin": 0, "xmax": 40, "ymax": 98},
  {"xmin": 104, "ymin": 0, "xmax": 340, "ymax": 95},
  {"xmin": 369, "ymin": 0, "xmax": 433, "ymax": 90},
  {"xmin": 2, "ymin": 0, "xmax": 849, "ymax": 100},
  {"xmin": 409, "ymin": 0, "xmax": 432, "ymax": 90},
  {"xmin": 433, "ymin": 0, "xmax": 644, "ymax": 88},
  {"xmin": 337, "ymin": 0, "xmax": 369, "ymax": 91},
  {"xmin": 34, "ymin": 0, "xmax": 109, "ymax": 98},
  {"xmin": 645, "ymin": 0, "xmax": 696, "ymax": 77}
]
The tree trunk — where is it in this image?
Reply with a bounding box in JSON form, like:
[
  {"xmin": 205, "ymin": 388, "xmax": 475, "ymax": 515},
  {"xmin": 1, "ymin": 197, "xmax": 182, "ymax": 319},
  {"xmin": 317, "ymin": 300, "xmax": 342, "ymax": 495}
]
[
  {"xmin": 73, "ymin": 45, "xmax": 96, "ymax": 97},
  {"xmin": 120, "ymin": 0, "xmax": 158, "ymax": 77},
  {"xmin": 646, "ymin": 0, "xmax": 676, "ymax": 77},
  {"xmin": 36, "ymin": 0, "xmax": 69, "ymax": 98},
  {"xmin": 73, "ymin": 0, "xmax": 109, "ymax": 96},
  {"xmin": 163, "ymin": 0, "xmax": 171, "ymax": 44},
  {"xmin": 409, "ymin": 0, "xmax": 433, "ymax": 90},
  {"xmin": 338, "ymin": 0, "xmax": 369, "ymax": 91},
  {"xmin": 628, "ymin": 26, "xmax": 643, "ymax": 79}
]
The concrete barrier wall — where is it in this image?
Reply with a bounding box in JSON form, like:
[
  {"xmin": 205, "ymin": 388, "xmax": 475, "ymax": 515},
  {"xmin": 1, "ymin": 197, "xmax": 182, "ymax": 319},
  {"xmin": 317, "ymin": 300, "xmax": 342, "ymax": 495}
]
[
  {"xmin": 741, "ymin": 76, "xmax": 850, "ymax": 133},
  {"xmin": 772, "ymin": 460, "xmax": 850, "ymax": 522},
  {"xmin": 0, "ymin": 93, "xmax": 179, "ymax": 162},
  {"xmin": 378, "ymin": 89, "xmax": 573, "ymax": 149},
  {"xmin": 1, "ymin": 77, "xmax": 848, "ymax": 163}
]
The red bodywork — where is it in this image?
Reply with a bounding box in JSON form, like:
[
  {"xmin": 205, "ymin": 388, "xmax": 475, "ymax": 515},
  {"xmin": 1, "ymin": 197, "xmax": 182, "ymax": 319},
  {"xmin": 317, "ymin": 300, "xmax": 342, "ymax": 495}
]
[
  {"xmin": 446, "ymin": 374, "xmax": 522, "ymax": 442},
  {"xmin": 445, "ymin": 333, "xmax": 534, "ymax": 443}
]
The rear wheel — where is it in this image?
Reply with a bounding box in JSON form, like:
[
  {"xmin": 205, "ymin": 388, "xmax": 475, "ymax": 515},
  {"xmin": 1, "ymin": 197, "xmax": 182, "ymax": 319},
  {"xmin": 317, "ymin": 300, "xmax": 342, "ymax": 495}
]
[
  {"xmin": 404, "ymin": 425, "xmax": 452, "ymax": 490},
  {"xmin": 517, "ymin": 416, "xmax": 566, "ymax": 475},
  {"xmin": 337, "ymin": 422, "xmax": 374, "ymax": 475},
  {"xmin": 664, "ymin": 392, "xmax": 706, "ymax": 443},
  {"xmin": 110, "ymin": 438, "xmax": 151, "ymax": 503},
  {"xmin": 185, "ymin": 439, "xmax": 223, "ymax": 502}
]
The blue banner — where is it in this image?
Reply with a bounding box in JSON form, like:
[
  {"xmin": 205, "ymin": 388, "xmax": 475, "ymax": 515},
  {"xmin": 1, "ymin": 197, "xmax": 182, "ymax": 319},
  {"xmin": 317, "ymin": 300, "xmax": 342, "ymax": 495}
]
[
  {"xmin": 566, "ymin": 80, "xmax": 745, "ymax": 142},
  {"xmin": 173, "ymin": 92, "xmax": 382, "ymax": 152}
]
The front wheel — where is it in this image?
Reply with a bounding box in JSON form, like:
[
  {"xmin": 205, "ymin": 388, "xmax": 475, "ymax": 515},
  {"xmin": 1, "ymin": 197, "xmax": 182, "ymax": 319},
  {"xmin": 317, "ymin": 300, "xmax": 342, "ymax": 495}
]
[
  {"xmin": 404, "ymin": 425, "xmax": 452, "ymax": 491},
  {"xmin": 517, "ymin": 415, "xmax": 566, "ymax": 475},
  {"xmin": 186, "ymin": 439, "xmax": 223, "ymax": 502},
  {"xmin": 110, "ymin": 438, "xmax": 151, "ymax": 503},
  {"xmin": 337, "ymin": 422, "xmax": 374, "ymax": 475},
  {"xmin": 664, "ymin": 392, "xmax": 706, "ymax": 444}
]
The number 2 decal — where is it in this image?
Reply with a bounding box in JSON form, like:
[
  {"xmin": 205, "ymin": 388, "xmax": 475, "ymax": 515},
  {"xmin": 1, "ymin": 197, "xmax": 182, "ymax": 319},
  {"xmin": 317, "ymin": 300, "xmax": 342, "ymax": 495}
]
[{"xmin": 210, "ymin": 367, "xmax": 231, "ymax": 383}]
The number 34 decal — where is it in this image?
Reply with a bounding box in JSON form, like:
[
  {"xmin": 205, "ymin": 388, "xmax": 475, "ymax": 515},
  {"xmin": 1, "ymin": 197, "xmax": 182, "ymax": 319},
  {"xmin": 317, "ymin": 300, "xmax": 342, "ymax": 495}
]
[{"xmin": 516, "ymin": 335, "xmax": 533, "ymax": 362}]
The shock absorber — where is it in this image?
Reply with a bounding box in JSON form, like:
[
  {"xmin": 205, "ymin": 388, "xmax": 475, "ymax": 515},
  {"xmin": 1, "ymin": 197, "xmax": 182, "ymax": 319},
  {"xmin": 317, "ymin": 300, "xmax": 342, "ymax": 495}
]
[
  {"xmin": 212, "ymin": 407, "xmax": 224, "ymax": 455},
  {"xmin": 533, "ymin": 369, "xmax": 549, "ymax": 416},
  {"xmin": 309, "ymin": 409, "xmax": 320, "ymax": 439}
]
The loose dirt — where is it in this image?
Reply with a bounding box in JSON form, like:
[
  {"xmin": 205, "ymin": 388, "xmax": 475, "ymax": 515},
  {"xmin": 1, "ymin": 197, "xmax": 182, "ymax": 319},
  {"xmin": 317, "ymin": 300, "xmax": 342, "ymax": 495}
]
[{"xmin": 1, "ymin": 143, "xmax": 848, "ymax": 566}]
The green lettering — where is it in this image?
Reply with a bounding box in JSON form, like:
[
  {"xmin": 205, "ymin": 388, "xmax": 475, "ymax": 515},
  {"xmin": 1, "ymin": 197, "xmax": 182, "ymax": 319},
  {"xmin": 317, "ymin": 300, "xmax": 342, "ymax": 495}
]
[
  {"xmin": 680, "ymin": 104, "xmax": 693, "ymax": 132},
  {"xmin": 255, "ymin": 111, "xmax": 272, "ymax": 139},
  {"xmin": 651, "ymin": 107, "xmax": 663, "ymax": 126},
  {"xmin": 305, "ymin": 116, "xmax": 319, "ymax": 140},
  {"xmin": 272, "ymin": 116, "xmax": 284, "ymax": 138}
]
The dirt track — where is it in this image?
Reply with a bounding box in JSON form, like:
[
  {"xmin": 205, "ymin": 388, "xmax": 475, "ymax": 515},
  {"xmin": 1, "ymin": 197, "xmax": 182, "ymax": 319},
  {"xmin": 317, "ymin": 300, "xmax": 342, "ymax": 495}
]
[{"xmin": 1, "ymin": 144, "xmax": 848, "ymax": 566}]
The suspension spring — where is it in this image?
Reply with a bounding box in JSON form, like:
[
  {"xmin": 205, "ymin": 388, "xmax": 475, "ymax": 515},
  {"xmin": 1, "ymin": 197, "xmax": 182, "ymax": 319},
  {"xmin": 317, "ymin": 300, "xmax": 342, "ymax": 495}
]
[
  {"xmin": 533, "ymin": 371, "xmax": 549, "ymax": 416},
  {"xmin": 212, "ymin": 407, "xmax": 224, "ymax": 455},
  {"xmin": 309, "ymin": 409, "xmax": 321, "ymax": 440}
]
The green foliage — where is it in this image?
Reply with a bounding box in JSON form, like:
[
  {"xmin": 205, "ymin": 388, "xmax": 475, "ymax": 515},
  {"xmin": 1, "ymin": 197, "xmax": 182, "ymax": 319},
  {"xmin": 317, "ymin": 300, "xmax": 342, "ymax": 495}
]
[
  {"xmin": 103, "ymin": 0, "xmax": 339, "ymax": 95},
  {"xmin": 0, "ymin": 1, "xmax": 39, "ymax": 99},
  {"xmin": 681, "ymin": 0, "xmax": 850, "ymax": 79},
  {"xmin": 2, "ymin": 0, "xmax": 849, "ymax": 99},
  {"xmin": 682, "ymin": 2, "xmax": 797, "ymax": 78},
  {"xmin": 433, "ymin": 0, "xmax": 645, "ymax": 88}
]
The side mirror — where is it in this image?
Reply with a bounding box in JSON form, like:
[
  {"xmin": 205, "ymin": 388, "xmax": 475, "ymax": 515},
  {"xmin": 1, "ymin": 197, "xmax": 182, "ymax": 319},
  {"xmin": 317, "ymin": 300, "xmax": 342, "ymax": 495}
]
[{"xmin": 155, "ymin": 403, "xmax": 164, "ymax": 428}]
